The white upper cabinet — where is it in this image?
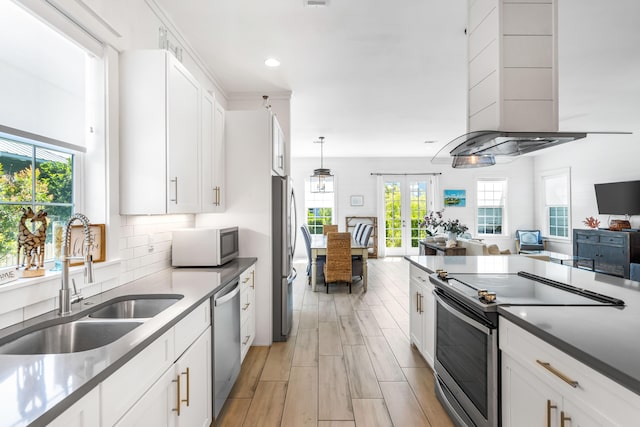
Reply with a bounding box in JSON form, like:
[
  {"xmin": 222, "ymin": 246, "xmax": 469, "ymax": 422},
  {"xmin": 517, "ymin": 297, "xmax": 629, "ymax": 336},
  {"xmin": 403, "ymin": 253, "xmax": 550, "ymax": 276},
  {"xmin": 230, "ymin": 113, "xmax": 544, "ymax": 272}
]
[
  {"xmin": 201, "ymin": 93, "xmax": 226, "ymax": 213},
  {"xmin": 272, "ymin": 114, "xmax": 286, "ymax": 176},
  {"xmin": 120, "ymin": 50, "xmax": 201, "ymax": 215}
]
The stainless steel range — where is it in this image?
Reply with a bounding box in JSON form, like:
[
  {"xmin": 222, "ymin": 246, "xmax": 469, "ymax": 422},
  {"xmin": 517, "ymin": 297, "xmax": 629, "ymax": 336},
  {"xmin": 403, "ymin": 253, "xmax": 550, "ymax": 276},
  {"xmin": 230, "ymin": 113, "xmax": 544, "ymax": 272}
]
[{"xmin": 430, "ymin": 270, "xmax": 624, "ymax": 427}]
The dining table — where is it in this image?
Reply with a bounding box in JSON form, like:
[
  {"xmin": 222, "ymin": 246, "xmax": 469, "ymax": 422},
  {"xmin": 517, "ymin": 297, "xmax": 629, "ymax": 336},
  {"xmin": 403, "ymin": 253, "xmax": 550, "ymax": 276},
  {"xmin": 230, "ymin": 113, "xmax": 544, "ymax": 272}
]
[{"xmin": 310, "ymin": 233, "xmax": 369, "ymax": 292}]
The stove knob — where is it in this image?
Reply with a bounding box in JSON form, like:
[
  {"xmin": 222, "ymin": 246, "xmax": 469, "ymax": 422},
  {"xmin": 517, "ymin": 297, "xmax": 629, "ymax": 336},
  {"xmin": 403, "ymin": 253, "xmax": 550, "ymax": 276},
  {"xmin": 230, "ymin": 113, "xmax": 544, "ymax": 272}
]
[
  {"xmin": 477, "ymin": 289, "xmax": 488, "ymax": 298},
  {"xmin": 484, "ymin": 292, "xmax": 497, "ymax": 303},
  {"xmin": 438, "ymin": 270, "xmax": 448, "ymax": 279}
]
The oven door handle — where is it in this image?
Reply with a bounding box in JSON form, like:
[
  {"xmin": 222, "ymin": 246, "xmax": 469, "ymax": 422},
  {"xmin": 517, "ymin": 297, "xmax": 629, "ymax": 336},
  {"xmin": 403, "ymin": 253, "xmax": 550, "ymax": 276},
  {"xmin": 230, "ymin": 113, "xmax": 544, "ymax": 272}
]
[{"xmin": 435, "ymin": 293, "xmax": 492, "ymax": 335}]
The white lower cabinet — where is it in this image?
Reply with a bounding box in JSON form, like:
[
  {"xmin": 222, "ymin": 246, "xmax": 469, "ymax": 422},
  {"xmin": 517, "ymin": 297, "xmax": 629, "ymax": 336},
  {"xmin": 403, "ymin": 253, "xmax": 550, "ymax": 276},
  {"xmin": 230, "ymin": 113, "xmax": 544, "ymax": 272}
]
[
  {"xmin": 48, "ymin": 387, "xmax": 100, "ymax": 427},
  {"xmin": 240, "ymin": 263, "xmax": 256, "ymax": 361},
  {"xmin": 101, "ymin": 328, "xmax": 175, "ymax": 426},
  {"xmin": 409, "ymin": 264, "xmax": 435, "ymax": 368},
  {"xmin": 116, "ymin": 326, "xmax": 212, "ymax": 427},
  {"xmin": 500, "ymin": 318, "xmax": 640, "ymax": 427},
  {"xmin": 102, "ymin": 300, "xmax": 212, "ymax": 426}
]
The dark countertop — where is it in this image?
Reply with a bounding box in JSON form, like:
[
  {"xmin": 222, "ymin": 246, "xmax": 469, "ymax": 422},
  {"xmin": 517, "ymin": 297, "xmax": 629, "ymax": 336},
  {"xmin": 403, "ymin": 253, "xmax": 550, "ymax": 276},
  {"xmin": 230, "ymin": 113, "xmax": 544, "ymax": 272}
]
[
  {"xmin": 406, "ymin": 255, "xmax": 640, "ymax": 396},
  {"xmin": 0, "ymin": 257, "xmax": 256, "ymax": 427}
]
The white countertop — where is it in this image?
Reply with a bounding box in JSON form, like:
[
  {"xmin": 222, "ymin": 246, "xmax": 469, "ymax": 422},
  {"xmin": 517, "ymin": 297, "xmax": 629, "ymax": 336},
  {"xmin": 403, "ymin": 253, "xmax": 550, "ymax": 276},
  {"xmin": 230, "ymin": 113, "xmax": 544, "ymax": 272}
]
[{"xmin": 0, "ymin": 258, "xmax": 255, "ymax": 427}]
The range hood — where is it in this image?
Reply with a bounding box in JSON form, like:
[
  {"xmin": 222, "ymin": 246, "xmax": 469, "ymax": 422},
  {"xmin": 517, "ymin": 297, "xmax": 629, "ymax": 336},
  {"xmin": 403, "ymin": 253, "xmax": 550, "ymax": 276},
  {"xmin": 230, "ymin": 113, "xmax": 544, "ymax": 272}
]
[
  {"xmin": 448, "ymin": 0, "xmax": 584, "ymax": 167},
  {"xmin": 449, "ymin": 130, "xmax": 587, "ymax": 157}
]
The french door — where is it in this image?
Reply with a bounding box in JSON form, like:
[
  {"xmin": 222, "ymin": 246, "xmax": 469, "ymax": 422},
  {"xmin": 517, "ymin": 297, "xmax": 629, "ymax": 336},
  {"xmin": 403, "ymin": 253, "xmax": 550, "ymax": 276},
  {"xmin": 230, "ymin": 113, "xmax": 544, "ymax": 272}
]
[{"xmin": 384, "ymin": 176, "xmax": 429, "ymax": 256}]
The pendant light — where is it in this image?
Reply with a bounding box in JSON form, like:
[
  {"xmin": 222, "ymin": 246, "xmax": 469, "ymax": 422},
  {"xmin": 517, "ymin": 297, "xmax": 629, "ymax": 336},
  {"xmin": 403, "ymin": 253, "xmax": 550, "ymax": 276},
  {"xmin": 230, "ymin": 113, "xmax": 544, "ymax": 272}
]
[{"xmin": 310, "ymin": 136, "xmax": 334, "ymax": 193}]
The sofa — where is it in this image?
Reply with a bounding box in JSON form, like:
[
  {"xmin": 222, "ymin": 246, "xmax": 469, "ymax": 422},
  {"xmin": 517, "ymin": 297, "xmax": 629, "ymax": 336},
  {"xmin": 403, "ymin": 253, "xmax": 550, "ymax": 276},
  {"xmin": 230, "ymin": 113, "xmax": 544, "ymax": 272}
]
[{"xmin": 456, "ymin": 238, "xmax": 511, "ymax": 255}]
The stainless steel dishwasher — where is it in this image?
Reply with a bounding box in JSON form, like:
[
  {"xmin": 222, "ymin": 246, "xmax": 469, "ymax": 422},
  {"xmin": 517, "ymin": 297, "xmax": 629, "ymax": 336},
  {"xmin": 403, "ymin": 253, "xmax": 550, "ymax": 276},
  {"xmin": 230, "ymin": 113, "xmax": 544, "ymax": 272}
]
[{"xmin": 212, "ymin": 278, "xmax": 241, "ymax": 419}]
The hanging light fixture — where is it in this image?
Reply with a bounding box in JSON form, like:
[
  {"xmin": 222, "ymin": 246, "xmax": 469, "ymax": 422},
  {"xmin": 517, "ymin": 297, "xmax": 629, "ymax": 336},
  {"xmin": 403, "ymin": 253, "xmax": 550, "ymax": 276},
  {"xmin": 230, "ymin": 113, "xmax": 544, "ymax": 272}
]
[
  {"xmin": 310, "ymin": 136, "xmax": 334, "ymax": 193},
  {"xmin": 451, "ymin": 154, "xmax": 496, "ymax": 168}
]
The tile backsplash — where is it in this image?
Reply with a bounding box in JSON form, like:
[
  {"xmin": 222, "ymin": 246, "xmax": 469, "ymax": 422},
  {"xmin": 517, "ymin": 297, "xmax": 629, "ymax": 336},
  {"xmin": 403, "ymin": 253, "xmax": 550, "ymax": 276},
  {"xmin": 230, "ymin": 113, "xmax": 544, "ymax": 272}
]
[{"xmin": 119, "ymin": 214, "xmax": 194, "ymax": 284}]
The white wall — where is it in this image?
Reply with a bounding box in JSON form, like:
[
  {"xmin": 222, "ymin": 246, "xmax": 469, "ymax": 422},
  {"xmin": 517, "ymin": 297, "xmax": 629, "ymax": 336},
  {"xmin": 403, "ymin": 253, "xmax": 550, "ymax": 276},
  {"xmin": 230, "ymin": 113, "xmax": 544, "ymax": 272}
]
[
  {"xmin": 533, "ymin": 133, "xmax": 640, "ymax": 254},
  {"xmin": 291, "ymin": 155, "xmax": 534, "ymax": 259}
]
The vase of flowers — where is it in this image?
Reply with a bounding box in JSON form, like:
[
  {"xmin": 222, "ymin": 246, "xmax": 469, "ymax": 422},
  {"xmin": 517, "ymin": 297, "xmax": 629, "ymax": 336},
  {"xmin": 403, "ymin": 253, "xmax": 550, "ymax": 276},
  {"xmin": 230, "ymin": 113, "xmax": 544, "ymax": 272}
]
[
  {"xmin": 420, "ymin": 209, "xmax": 468, "ymax": 241},
  {"xmin": 441, "ymin": 218, "xmax": 469, "ymax": 240}
]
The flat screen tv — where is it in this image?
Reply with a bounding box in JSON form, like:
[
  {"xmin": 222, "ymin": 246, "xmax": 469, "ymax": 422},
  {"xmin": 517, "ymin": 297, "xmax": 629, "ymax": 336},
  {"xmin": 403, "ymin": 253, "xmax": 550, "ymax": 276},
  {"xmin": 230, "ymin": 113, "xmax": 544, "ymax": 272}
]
[{"xmin": 594, "ymin": 180, "xmax": 640, "ymax": 215}]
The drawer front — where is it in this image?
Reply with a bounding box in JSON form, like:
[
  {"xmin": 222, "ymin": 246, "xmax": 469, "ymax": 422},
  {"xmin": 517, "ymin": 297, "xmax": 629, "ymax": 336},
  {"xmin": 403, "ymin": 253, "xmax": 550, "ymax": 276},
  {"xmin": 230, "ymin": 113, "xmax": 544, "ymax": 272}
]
[
  {"xmin": 575, "ymin": 233, "xmax": 599, "ymax": 243},
  {"xmin": 410, "ymin": 264, "xmax": 430, "ymax": 284},
  {"xmin": 499, "ymin": 318, "xmax": 640, "ymax": 426},
  {"xmin": 600, "ymin": 235, "xmax": 625, "ymax": 246},
  {"xmin": 175, "ymin": 299, "xmax": 211, "ymax": 360}
]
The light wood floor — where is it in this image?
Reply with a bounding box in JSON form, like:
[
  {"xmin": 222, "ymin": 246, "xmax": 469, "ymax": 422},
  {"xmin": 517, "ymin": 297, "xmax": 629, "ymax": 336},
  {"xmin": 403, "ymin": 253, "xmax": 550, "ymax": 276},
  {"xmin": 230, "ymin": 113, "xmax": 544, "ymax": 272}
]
[{"xmin": 216, "ymin": 257, "xmax": 454, "ymax": 427}]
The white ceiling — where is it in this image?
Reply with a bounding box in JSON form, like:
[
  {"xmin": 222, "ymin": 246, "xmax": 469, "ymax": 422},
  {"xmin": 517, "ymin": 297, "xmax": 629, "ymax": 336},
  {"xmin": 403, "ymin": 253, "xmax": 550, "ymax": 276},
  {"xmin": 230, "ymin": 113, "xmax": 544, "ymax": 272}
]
[{"xmin": 155, "ymin": 0, "xmax": 640, "ymax": 159}]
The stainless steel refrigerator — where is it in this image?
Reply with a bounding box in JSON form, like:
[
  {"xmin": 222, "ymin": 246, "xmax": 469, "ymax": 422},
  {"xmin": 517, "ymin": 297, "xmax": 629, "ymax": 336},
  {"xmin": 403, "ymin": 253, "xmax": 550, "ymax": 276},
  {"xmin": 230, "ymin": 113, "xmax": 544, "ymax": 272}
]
[{"xmin": 272, "ymin": 175, "xmax": 297, "ymax": 342}]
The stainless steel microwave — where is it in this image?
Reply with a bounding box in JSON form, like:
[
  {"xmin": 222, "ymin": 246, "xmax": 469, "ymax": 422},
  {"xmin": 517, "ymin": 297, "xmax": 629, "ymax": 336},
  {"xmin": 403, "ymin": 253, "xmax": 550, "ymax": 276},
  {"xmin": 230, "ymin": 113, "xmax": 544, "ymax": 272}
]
[{"xmin": 172, "ymin": 227, "xmax": 239, "ymax": 267}]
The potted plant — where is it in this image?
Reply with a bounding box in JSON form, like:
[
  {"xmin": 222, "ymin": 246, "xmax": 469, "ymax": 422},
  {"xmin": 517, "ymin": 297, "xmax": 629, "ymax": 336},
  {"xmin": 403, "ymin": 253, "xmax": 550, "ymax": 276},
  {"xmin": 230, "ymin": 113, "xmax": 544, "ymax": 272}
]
[{"xmin": 421, "ymin": 209, "xmax": 468, "ymax": 242}]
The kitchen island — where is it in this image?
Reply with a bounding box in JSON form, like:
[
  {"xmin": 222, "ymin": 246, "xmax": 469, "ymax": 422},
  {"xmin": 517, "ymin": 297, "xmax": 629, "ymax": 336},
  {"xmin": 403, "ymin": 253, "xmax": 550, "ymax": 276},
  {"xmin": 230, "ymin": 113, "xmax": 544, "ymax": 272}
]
[
  {"xmin": 406, "ymin": 255, "xmax": 640, "ymax": 425},
  {"xmin": 0, "ymin": 258, "xmax": 256, "ymax": 427}
]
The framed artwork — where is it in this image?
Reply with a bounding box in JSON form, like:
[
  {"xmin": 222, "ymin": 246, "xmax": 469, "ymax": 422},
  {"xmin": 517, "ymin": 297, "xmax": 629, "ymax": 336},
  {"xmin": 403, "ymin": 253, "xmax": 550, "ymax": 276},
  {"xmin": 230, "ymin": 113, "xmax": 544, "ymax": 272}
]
[
  {"xmin": 350, "ymin": 195, "xmax": 364, "ymax": 206},
  {"xmin": 69, "ymin": 224, "xmax": 106, "ymax": 266},
  {"xmin": 444, "ymin": 189, "xmax": 466, "ymax": 207}
]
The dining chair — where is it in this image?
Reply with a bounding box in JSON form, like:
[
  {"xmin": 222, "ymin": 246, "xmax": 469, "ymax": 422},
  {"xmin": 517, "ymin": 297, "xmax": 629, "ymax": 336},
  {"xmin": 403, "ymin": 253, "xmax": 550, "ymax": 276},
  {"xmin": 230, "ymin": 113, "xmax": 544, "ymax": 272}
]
[
  {"xmin": 323, "ymin": 232, "xmax": 352, "ymax": 293},
  {"xmin": 323, "ymin": 224, "xmax": 338, "ymax": 235},
  {"xmin": 301, "ymin": 225, "xmax": 325, "ymax": 285}
]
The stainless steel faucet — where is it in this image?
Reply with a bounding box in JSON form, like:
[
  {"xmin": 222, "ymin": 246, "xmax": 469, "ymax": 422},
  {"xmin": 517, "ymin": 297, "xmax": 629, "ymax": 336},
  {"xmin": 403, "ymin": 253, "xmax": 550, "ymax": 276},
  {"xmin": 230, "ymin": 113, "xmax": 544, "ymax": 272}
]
[{"xmin": 59, "ymin": 213, "xmax": 95, "ymax": 316}]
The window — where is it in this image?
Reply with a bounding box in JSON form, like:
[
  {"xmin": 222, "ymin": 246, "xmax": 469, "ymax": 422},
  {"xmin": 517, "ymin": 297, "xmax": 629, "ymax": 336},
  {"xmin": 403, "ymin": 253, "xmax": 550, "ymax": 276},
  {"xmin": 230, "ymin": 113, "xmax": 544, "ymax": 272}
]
[
  {"xmin": 0, "ymin": 137, "xmax": 74, "ymax": 268},
  {"xmin": 0, "ymin": 2, "xmax": 93, "ymax": 269},
  {"xmin": 305, "ymin": 181, "xmax": 335, "ymax": 234},
  {"xmin": 477, "ymin": 180, "xmax": 506, "ymax": 235},
  {"xmin": 543, "ymin": 171, "xmax": 570, "ymax": 238}
]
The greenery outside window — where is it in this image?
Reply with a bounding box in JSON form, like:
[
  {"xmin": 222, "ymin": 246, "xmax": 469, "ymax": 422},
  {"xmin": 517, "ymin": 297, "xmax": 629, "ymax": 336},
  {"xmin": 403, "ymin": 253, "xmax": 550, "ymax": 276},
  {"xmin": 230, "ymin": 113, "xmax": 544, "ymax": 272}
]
[
  {"xmin": 0, "ymin": 137, "xmax": 74, "ymax": 268},
  {"xmin": 409, "ymin": 181, "xmax": 428, "ymax": 248},
  {"xmin": 477, "ymin": 180, "xmax": 506, "ymax": 235},
  {"xmin": 543, "ymin": 171, "xmax": 570, "ymax": 238},
  {"xmin": 305, "ymin": 181, "xmax": 335, "ymax": 234}
]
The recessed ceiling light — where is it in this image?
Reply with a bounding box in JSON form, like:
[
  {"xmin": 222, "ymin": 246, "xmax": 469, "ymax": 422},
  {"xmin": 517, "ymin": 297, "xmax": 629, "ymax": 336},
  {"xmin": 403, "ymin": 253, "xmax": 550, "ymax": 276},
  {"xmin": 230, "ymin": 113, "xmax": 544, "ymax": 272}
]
[
  {"xmin": 424, "ymin": 140, "xmax": 437, "ymax": 144},
  {"xmin": 265, "ymin": 58, "xmax": 281, "ymax": 67}
]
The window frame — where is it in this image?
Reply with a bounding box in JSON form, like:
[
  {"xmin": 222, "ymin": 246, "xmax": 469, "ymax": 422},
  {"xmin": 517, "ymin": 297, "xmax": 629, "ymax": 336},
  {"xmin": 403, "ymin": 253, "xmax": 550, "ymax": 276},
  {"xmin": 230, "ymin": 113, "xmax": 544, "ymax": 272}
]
[
  {"xmin": 0, "ymin": 135, "xmax": 78, "ymax": 268},
  {"xmin": 476, "ymin": 178, "xmax": 508, "ymax": 236},
  {"xmin": 305, "ymin": 179, "xmax": 336, "ymax": 235},
  {"xmin": 542, "ymin": 169, "xmax": 571, "ymax": 240}
]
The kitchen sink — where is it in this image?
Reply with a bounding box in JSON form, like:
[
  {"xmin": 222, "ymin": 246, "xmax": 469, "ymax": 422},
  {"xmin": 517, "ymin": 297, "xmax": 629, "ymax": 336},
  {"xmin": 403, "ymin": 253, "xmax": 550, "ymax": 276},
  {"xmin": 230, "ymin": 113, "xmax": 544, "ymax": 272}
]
[
  {"xmin": 0, "ymin": 320, "xmax": 143, "ymax": 355},
  {"xmin": 88, "ymin": 295, "xmax": 182, "ymax": 319}
]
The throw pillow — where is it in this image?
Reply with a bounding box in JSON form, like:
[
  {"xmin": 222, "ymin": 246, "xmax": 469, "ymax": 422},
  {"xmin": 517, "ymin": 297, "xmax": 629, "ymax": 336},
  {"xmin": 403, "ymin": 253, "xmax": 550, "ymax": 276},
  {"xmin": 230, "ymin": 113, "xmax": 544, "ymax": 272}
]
[{"xmin": 487, "ymin": 244, "xmax": 501, "ymax": 255}]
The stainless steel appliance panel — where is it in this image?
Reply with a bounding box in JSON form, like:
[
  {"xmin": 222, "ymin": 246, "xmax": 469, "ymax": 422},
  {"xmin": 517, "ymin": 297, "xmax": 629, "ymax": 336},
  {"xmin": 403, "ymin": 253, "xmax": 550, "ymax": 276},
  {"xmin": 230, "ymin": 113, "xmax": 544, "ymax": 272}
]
[
  {"xmin": 272, "ymin": 176, "xmax": 297, "ymax": 341},
  {"xmin": 213, "ymin": 279, "xmax": 241, "ymax": 418},
  {"xmin": 434, "ymin": 290, "xmax": 498, "ymax": 427}
]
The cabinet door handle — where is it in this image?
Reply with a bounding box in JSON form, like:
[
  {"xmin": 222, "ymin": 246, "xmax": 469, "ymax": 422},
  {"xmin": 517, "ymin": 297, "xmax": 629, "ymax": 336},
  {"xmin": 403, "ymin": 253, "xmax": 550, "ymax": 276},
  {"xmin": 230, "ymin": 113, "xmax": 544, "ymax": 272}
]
[
  {"xmin": 214, "ymin": 186, "xmax": 221, "ymax": 206},
  {"xmin": 416, "ymin": 292, "xmax": 420, "ymax": 313},
  {"xmin": 419, "ymin": 294, "xmax": 424, "ymax": 314},
  {"xmin": 243, "ymin": 335, "xmax": 250, "ymax": 345},
  {"xmin": 546, "ymin": 400, "xmax": 557, "ymax": 427},
  {"xmin": 170, "ymin": 177, "xmax": 178, "ymax": 203},
  {"xmin": 243, "ymin": 302, "xmax": 250, "ymax": 311},
  {"xmin": 278, "ymin": 154, "xmax": 284, "ymax": 168},
  {"xmin": 536, "ymin": 360, "xmax": 579, "ymax": 388},
  {"xmin": 251, "ymin": 270, "xmax": 255, "ymax": 288},
  {"xmin": 560, "ymin": 411, "xmax": 571, "ymax": 427},
  {"xmin": 172, "ymin": 374, "xmax": 181, "ymax": 415},
  {"xmin": 181, "ymin": 368, "xmax": 190, "ymax": 407}
]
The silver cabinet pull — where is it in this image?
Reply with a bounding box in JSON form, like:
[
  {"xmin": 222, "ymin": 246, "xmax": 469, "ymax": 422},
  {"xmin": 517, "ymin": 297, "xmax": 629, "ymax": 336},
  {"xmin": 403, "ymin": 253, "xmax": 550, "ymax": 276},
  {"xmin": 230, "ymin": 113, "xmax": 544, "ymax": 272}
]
[{"xmin": 170, "ymin": 177, "xmax": 178, "ymax": 203}]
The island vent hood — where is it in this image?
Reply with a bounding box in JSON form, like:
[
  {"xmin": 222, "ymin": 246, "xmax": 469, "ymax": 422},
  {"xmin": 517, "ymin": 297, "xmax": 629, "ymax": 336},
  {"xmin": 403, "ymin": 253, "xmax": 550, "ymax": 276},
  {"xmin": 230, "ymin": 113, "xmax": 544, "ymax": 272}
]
[{"xmin": 448, "ymin": 0, "xmax": 586, "ymax": 167}]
